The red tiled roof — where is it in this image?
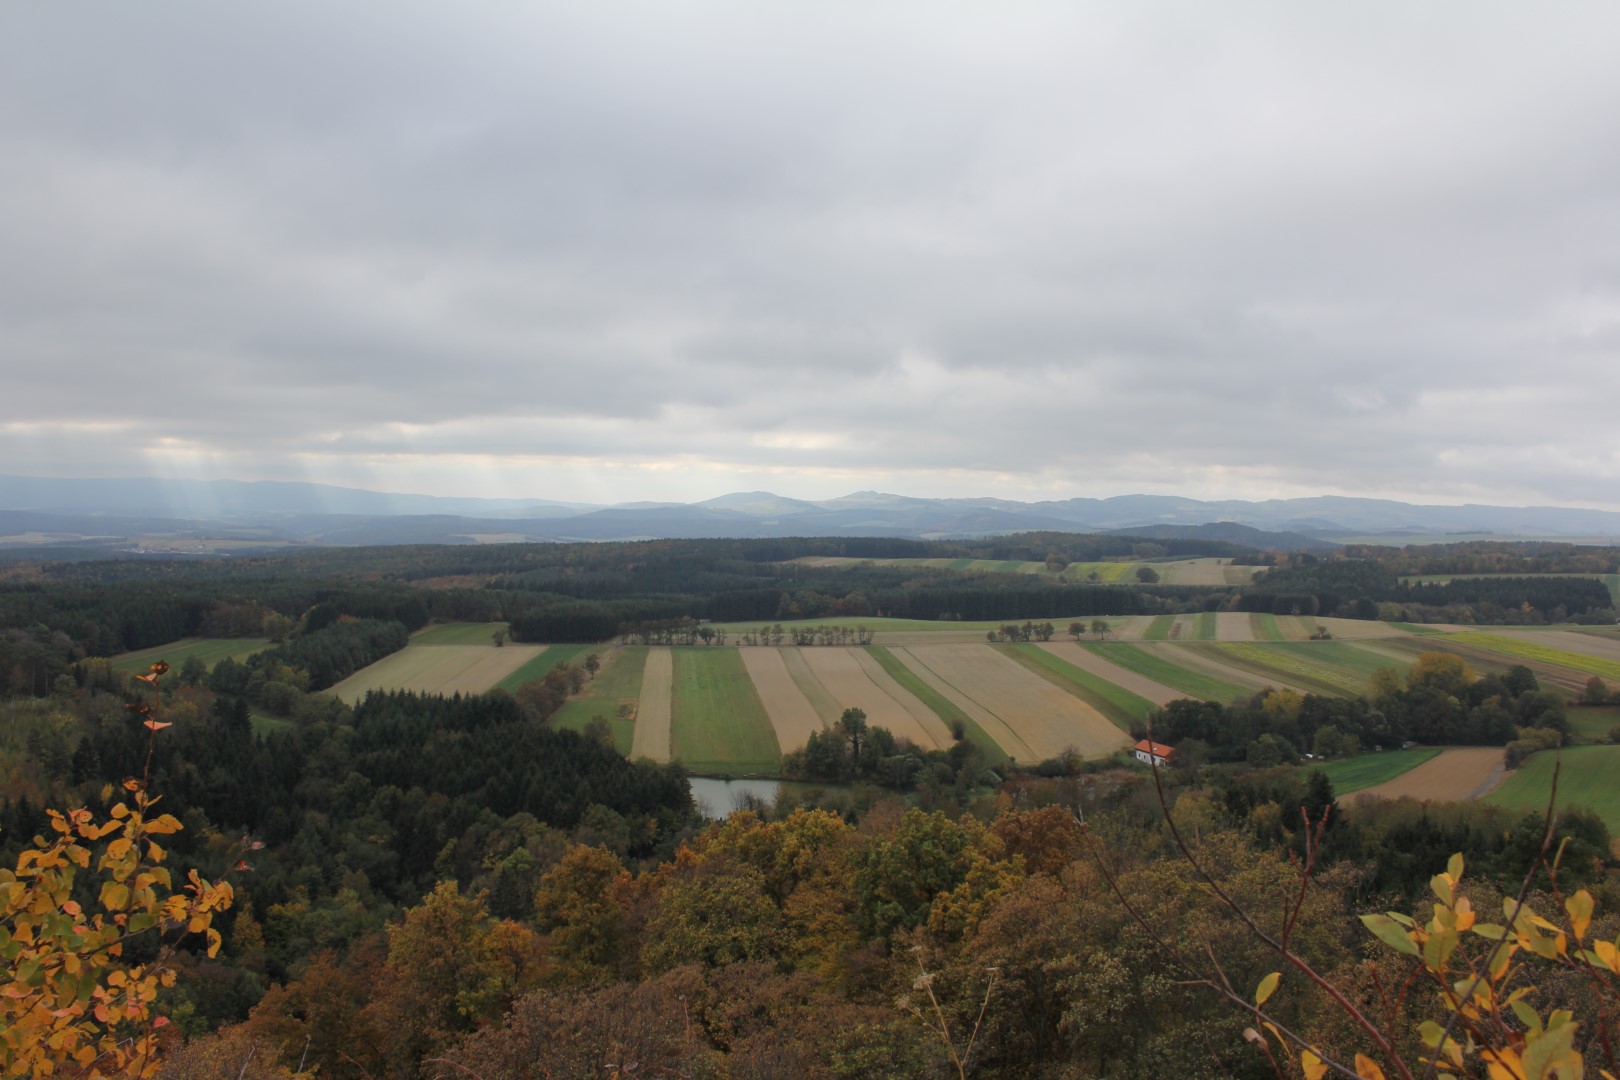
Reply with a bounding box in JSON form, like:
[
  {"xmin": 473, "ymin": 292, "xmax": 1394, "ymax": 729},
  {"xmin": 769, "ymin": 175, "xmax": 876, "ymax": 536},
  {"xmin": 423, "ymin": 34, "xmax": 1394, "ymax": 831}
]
[{"xmin": 1134, "ymin": 740, "xmax": 1176, "ymax": 757}]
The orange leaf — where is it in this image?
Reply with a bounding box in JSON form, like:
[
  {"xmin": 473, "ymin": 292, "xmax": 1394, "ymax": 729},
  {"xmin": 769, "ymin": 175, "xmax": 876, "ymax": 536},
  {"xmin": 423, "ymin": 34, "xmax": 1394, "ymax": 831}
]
[
  {"xmin": 142, "ymin": 720, "xmax": 172, "ymax": 732},
  {"xmin": 148, "ymin": 661, "xmax": 169, "ymax": 676}
]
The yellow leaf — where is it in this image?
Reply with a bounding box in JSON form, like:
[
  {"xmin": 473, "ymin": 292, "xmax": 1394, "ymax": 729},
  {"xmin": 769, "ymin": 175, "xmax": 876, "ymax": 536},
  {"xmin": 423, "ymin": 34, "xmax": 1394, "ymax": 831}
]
[
  {"xmin": 1255, "ymin": 971, "xmax": 1281, "ymax": 1006},
  {"xmin": 1355, "ymin": 1053, "xmax": 1388, "ymax": 1080},
  {"xmin": 1301, "ymin": 1050, "xmax": 1329, "ymax": 1080},
  {"xmin": 1568, "ymin": 891, "xmax": 1594, "ymax": 942}
]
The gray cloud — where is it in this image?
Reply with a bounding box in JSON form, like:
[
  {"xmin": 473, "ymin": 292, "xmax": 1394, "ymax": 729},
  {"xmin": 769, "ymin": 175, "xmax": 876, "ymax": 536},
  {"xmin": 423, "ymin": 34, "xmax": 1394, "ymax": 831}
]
[{"xmin": 2, "ymin": 3, "xmax": 1618, "ymax": 508}]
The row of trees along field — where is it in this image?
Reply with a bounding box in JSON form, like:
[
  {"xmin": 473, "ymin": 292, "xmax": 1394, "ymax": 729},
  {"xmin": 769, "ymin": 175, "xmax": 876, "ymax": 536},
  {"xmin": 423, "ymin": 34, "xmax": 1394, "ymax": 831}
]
[{"xmin": 6, "ymin": 658, "xmax": 1616, "ymax": 1078}]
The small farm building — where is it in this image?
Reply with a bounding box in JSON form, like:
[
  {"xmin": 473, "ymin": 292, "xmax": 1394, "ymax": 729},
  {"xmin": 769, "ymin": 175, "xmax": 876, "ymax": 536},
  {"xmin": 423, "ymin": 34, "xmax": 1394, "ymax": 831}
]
[{"xmin": 1133, "ymin": 740, "xmax": 1177, "ymax": 767}]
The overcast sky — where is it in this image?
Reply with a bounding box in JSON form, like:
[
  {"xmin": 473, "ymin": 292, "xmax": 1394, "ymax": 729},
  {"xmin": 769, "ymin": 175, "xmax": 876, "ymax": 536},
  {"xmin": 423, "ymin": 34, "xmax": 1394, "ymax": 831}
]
[{"xmin": 3, "ymin": 3, "xmax": 1618, "ymax": 509}]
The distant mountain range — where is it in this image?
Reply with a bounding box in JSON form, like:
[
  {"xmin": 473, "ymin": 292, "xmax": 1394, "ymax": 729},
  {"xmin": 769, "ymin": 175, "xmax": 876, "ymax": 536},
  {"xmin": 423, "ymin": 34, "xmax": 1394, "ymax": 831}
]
[{"xmin": 1, "ymin": 475, "xmax": 1617, "ymax": 553}]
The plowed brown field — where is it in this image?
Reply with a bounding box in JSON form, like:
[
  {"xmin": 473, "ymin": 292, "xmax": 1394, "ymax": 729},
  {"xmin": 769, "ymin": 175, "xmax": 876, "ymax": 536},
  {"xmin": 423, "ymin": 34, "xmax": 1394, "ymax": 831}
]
[{"xmin": 1350, "ymin": 747, "xmax": 1505, "ymax": 803}]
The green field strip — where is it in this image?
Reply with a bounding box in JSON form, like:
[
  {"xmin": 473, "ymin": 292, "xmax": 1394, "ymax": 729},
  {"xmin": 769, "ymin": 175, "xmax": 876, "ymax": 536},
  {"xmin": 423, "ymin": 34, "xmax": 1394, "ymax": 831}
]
[
  {"xmin": 1193, "ymin": 612, "xmax": 1216, "ymax": 640},
  {"xmin": 1142, "ymin": 615, "xmax": 1177, "ymax": 641},
  {"xmin": 1447, "ymin": 633, "xmax": 1620, "ymax": 681},
  {"xmin": 1205, "ymin": 643, "xmax": 1378, "ymax": 697},
  {"xmin": 110, "ymin": 637, "xmax": 272, "ymax": 674},
  {"xmin": 670, "ymin": 648, "xmax": 781, "ymax": 774},
  {"xmin": 1081, "ymin": 643, "xmax": 1249, "ymax": 703},
  {"xmin": 1565, "ymin": 706, "xmax": 1620, "ymax": 743},
  {"xmin": 410, "ymin": 621, "xmax": 509, "ymax": 645},
  {"xmin": 1250, "ymin": 614, "xmax": 1286, "ymax": 641},
  {"xmin": 1309, "ymin": 748, "xmax": 1441, "ymax": 794},
  {"xmin": 491, "ymin": 644, "xmax": 594, "ymax": 693},
  {"xmin": 1604, "ymin": 575, "xmax": 1620, "ymax": 605},
  {"xmin": 1389, "ymin": 622, "xmax": 1446, "ymax": 636},
  {"xmin": 1485, "ymin": 746, "xmax": 1620, "ymax": 835},
  {"xmin": 994, "ymin": 644, "xmax": 1153, "ymax": 732},
  {"xmin": 779, "ymin": 647, "xmax": 843, "ymax": 723},
  {"xmin": 549, "ymin": 699, "xmax": 635, "ymax": 755},
  {"xmin": 864, "ymin": 646, "xmax": 1006, "ymax": 762},
  {"xmin": 944, "ymin": 558, "xmax": 976, "ymax": 570}
]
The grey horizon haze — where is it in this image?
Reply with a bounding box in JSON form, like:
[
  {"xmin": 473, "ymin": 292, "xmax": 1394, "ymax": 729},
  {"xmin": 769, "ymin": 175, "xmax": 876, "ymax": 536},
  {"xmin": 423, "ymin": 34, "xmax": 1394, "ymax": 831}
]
[{"xmin": 3, "ymin": 4, "xmax": 1618, "ymax": 512}]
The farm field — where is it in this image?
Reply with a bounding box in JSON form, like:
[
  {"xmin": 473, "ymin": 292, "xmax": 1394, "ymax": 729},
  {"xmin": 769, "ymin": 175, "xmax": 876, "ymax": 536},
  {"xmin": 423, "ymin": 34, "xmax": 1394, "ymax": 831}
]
[
  {"xmin": 1035, "ymin": 641, "xmax": 1188, "ymax": 708},
  {"xmin": 1565, "ymin": 706, "xmax": 1620, "ymax": 743},
  {"xmin": 1309, "ymin": 749, "xmax": 1440, "ymax": 794},
  {"xmin": 1061, "ymin": 561, "xmax": 1136, "ymax": 583},
  {"xmin": 410, "ymin": 621, "xmax": 508, "ymax": 645},
  {"xmin": 1484, "ymin": 746, "xmax": 1620, "ymax": 834},
  {"xmin": 326, "ymin": 643, "xmax": 547, "ymax": 704},
  {"xmin": 999, "ymin": 643, "xmax": 1156, "ymax": 730},
  {"xmin": 1447, "ymin": 633, "xmax": 1620, "ymax": 682},
  {"xmin": 110, "ymin": 637, "xmax": 270, "ymax": 674},
  {"xmin": 630, "ymin": 648, "xmax": 675, "ymax": 762},
  {"xmin": 866, "ymin": 646, "xmax": 1007, "ymax": 762},
  {"xmin": 797, "ymin": 647, "xmax": 952, "ymax": 750},
  {"xmin": 490, "ymin": 644, "xmax": 594, "ymax": 693},
  {"xmin": 547, "ymin": 646, "xmax": 648, "ymax": 754},
  {"xmin": 1350, "ymin": 747, "xmax": 1505, "ymax": 803},
  {"xmin": 894, "ymin": 643, "xmax": 1129, "ymax": 760},
  {"xmin": 738, "ymin": 647, "xmax": 824, "ymax": 754},
  {"xmin": 669, "ymin": 648, "xmax": 780, "ymax": 775},
  {"xmin": 781, "ymin": 555, "xmax": 1246, "ymax": 585},
  {"xmin": 1488, "ymin": 629, "xmax": 1620, "ymax": 665},
  {"xmin": 1208, "ymin": 641, "xmax": 1401, "ymax": 697},
  {"xmin": 1080, "ymin": 643, "xmax": 1251, "ymax": 703}
]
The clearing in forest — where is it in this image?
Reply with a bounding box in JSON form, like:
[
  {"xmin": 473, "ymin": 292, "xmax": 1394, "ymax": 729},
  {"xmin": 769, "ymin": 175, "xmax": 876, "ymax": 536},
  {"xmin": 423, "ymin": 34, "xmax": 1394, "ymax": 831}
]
[
  {"xmin": 111, "ymin": 638, "xmax": 270, "ymax": 674},
  {"xmin": 1486, "ymin": 746, "xmax": 1620, "ymax": 834},
  {"xmin": 895, "ymin": 643, "xmax": 1128, "ymax": 761},
  {"xmin": 797, "ymin": 647, "xmax": 952, "ymax": 750},
  {"xmin": 1350, "ymin": 747, "xmax": 1505, "ymax": 803},
  {"xmin": 1036, "ymin": 642, "xmax": 1188, "ymax": 708},
  {"xmin": 326, "ymin": 644, "xmax": 547, "ymax": 703},
  {"xmin": 739, "ymin": 647, "xmax": 825, "ymax": 753},
  {"xmin": 670, "ymin": 648, "xmax": 781, "ymax": 774},
  {"xmin": 630, "ymin": 647, "xmax": 674, "ymax": 762},
  {"xmin": 548, "ymin": 646, "xmax": 648, "ymax": 754}
]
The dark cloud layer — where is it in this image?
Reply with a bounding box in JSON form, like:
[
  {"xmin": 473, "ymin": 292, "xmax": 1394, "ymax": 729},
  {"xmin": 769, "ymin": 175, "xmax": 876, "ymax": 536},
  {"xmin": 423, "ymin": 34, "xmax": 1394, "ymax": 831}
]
[{"xmin": 3, "ymin": 4, "xmax": 1618, "ymax": 507}]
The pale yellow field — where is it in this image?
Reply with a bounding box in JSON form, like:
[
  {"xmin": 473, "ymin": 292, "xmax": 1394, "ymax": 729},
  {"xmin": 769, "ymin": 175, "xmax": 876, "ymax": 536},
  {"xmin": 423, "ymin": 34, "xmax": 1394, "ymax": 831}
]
[
  {"xmin": 897, "ymin": 643, "xmax": 1129, "ymax": 761},
  {"xmin": 739, "ymin": 647, "xmax": 825, "ymax": 753},
  {"xmin": 630, "ymin": 647, "xmax": 674, "ymax": 762},
  {"xmin": 1111, "ymin": 616, "xmax": 1156, "ymax": 641},
  {"xmin": 1350, "ymin": 747, "xmax": 1506, "ymax": 803},
  {"xmin": 1156, "ymin": 557, "xmax": 1236, "ymax": 586},
  {"xmin": 1035, "ymin": 641, "xmax": 1189, "ymax": 706},
  {"xmin": 888, "ymin": 646, "xmax": 1041, "ymax": 761},
  {"xmin": 326, "ymin": 644, "xmax": 547, "ymax": 704},
  {"xmin": 797, "ymin": 647, "xmax": 952, "ymax": 750},
  {"xmin": 1311, "ymin": 617, "xmax": 1406, "ymax": 640},
  {"xmin": 1213, "ymin": 613, "xmax": 1255, "ymax": 641}
]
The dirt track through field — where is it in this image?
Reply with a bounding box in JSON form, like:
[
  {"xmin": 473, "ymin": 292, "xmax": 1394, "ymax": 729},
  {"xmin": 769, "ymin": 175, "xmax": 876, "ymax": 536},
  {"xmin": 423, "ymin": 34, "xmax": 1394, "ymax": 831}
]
[
  {"xmin": 897, "ymin": 643, "xmax": 1128, "ymax": 760},
  {"xmin": 1350, "ymin": 747, "xmax": 1506, "ymax": 803},
  {"xmin": 889, "ymin": 647, "xmax": 1039, "ymax": 760},
  {"xmin": 328, "ymin": 644, "xmax": 546, "ymax": 703},
  {"xmin": 1035, "ymin": 642, "xmax": 1189, "ymax": 706},
  {"xmin": 630, "ymin": 647, "xmax": 674, "ymax": 762},
  {"xmin": 739, "ymin": 648, "xmax": 825, "ymax": 753},
  {"xmin": 798, "ymin": 648, "xmax": 951, "ymax": 749}
]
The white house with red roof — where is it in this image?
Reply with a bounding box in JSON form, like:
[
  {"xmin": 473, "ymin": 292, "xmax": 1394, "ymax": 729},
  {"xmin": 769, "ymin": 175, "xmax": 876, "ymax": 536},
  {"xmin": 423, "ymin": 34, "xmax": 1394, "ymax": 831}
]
[{"xmin": 1133, "ymin": 739, "xmax": 1177, "ymax": 767}]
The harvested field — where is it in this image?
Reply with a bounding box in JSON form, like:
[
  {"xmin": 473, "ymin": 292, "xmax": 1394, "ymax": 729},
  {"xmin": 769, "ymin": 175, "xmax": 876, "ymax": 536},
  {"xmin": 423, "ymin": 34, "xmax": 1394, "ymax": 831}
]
[
  {"xmin": 868, "ymin": 646, "xmax": 1010, "ymax": 762},
  {"xmin": 1349, "ymin": 747, "xmax": 1505, "ymax": 803},
  {"xmin": 1110, "ymin": 616, "xmax": 1155, "ymax": 641},
  {"xmin": 780, "ymin": 647, "xmax": 843, "ymax": 722},
  {"xmin": 895, "ymin": 643, "xmax": 1128, "ymax": 760},
  {"xmin": 630, "ymin": 647, "xmax": 673, "ymax": 762},
  {"xmin": 1155, "ymin": 557, "xmax": 1236, "ymax": 586},
  {"xmin": 670, "ymin": 649, "xmax": 779, "ymax": 774},
  {"xmin": 326, "ymin": 644, "xmax": 546, "ymax": 704},
  {"xmin": 1213, "ymin": 613, "xmax": 1254, "ymax": 642},
  {"xmin": 1312, "ymin": 749, "xmax": 1440, "ymax": 794},
  {"xmin": 1251, "ymin": 615, "xmax": 1286, "ymax": 641},
  {"xmin": 1311, "ymin": 618, "xmax": 1406, "ymax": 640},
  {"xmin": 739, "ymin": 647, "xmax": 824, "ymax": 753},
  {"xmin": 798, "ymin": 647, "xmax": 951, "ymax": 750},
  {"xmin": 996, "ymin": 644, "xmax": 1154, "ymax": 732},
  {"xmin": 1037, "ymin": 642, "xmax": 1188, "ymax": 706},
  {"xmin": 1209, "ymin": 642, "xmax": 1393, "ymax": 697}
]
